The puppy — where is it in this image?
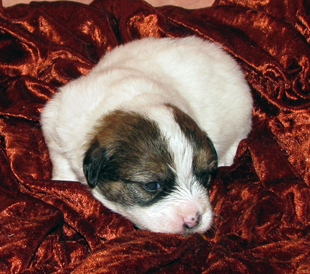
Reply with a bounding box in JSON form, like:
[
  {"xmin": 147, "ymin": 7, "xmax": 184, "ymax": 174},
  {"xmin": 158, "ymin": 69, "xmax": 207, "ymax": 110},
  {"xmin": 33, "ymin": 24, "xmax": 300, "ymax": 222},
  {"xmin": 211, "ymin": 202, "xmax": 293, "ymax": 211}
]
[{"xmin": 41, "ymin": 36, "xmax": 252, "ymax": 235}]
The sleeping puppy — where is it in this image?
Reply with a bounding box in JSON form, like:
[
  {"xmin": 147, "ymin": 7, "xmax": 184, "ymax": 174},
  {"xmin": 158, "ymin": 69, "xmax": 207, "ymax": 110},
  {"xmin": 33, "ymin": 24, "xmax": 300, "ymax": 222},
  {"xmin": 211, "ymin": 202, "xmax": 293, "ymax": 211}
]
[{"xmin": 41, "ymin": 36, "xmax": 252, "ymax": 235}]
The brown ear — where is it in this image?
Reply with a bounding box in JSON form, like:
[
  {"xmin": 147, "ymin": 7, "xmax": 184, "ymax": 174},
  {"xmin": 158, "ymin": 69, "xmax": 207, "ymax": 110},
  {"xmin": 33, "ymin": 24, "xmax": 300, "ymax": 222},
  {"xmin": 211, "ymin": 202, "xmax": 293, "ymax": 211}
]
[
  {"xmin": 194, "ymin": 137, "xmax": 218, "ymax": 188},
  {"xmin": 207, "ymin": 136, "xmax": 218, "ymax": 172},
  {"xmin": 83, "ymin": 140, "xmax": 109, "ymax": 188}
]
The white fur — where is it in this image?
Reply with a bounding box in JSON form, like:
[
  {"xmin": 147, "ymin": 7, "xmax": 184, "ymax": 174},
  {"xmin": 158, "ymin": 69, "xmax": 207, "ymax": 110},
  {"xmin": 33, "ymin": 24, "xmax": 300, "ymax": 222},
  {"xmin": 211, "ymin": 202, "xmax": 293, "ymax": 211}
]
[{"xmin": 41, "ymin": 36, "xmax": 252, "ymax": 234}]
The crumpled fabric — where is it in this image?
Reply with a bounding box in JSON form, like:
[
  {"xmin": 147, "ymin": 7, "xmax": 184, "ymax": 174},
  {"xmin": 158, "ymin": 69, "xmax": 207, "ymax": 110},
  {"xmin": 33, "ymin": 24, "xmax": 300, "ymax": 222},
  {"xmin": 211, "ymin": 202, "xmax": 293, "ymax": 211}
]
[{"xmin": 0, "ymin": 0, "xmax": 309, "ymax": 273}]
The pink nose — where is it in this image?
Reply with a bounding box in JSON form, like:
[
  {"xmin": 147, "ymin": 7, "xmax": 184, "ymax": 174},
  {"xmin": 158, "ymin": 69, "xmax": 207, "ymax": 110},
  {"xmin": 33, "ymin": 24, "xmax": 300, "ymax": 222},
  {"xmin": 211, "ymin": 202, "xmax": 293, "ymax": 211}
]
[{"xmin": 183, "ymin": 212, "xmax": 201, "ymax": 229}]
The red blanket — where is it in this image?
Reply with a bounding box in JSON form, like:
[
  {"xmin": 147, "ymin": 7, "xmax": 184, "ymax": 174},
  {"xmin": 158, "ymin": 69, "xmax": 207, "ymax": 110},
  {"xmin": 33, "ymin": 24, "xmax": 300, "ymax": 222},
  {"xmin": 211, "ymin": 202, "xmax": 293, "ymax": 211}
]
[{"xmin": 1, "ymin": 0, "xmax": 309, "ymax": 273}]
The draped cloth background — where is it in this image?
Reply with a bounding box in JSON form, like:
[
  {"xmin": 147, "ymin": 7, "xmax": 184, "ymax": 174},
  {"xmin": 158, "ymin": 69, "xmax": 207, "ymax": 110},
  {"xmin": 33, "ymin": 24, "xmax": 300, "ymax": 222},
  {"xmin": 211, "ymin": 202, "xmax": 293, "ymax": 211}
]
[{"xmin": 0, "ymin": 0, "xmax": 310, "ymax": 273}]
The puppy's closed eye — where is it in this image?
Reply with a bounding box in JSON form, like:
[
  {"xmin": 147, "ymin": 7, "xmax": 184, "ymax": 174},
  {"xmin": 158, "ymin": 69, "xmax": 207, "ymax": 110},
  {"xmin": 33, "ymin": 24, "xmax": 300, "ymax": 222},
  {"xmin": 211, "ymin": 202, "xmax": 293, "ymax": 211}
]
[{"xmin": 142, "ymin": 181, "xmax": 162, "ymax": 192}]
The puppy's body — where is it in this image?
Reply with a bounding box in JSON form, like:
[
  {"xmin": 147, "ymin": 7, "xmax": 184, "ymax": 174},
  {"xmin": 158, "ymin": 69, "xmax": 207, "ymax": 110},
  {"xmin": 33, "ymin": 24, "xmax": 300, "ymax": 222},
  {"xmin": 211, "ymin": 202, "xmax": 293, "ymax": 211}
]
[{"xmin": 41, "ymin": 36, "xmax": 252, "ymax": 234}]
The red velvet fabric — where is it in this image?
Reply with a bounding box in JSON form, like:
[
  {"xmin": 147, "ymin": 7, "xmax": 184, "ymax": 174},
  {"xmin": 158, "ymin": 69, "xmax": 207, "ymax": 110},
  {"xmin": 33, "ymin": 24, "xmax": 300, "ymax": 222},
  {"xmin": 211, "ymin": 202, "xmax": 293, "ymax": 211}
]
[{"xmin": 0, "ymin": 0, "xmax": 310, "ymax": 273}]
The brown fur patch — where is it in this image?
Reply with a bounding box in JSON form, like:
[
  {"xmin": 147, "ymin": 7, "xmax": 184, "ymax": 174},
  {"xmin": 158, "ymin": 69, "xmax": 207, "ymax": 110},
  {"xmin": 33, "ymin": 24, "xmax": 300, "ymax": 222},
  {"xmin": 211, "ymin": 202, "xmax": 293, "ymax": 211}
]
[
  {"xmin": 84, "ymin": 110, "xmax": 176, "ymax": 206},
  {"xmin": 94, "ymin": 110, "xmax": 173, "ymax": 181}
]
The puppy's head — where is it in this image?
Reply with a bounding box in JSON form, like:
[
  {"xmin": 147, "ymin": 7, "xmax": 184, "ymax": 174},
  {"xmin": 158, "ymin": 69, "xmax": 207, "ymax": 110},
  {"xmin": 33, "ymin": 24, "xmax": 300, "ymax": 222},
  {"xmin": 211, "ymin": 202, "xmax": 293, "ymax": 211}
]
[{"xmin": 83, "ymin": 105, "xmax": 217, "ymax": 234}]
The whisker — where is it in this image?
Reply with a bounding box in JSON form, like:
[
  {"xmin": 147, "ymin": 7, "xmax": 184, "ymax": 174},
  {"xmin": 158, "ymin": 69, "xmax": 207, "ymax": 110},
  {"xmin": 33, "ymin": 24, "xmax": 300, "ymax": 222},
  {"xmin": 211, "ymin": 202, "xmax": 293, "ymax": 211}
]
[{"xmin": 213, "ymin": 213, "xmax": 224, "ymax": 222}]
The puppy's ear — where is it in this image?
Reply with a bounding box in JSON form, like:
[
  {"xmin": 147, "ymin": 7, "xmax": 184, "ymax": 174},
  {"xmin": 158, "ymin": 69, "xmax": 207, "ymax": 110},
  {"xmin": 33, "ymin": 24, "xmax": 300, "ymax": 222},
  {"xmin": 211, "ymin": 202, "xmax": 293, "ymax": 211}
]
[
  {"xmin": 208, "ymin": 136, "xmax": 218, "ymax": 172},
  {"xmin": 83, "ymin": 140, "xmax": 108, "ymax": 188}
]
